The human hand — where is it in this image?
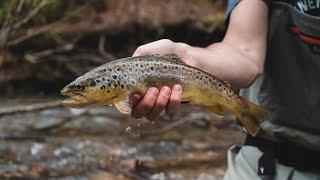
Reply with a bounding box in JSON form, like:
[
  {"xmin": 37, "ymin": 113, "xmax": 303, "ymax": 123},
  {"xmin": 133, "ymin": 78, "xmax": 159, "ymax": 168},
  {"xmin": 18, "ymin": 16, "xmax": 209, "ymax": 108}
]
[
  {"xmin": 131, "ymin": 39, "xmax": 187, "ymax": 121},
  {"xmin": 131, "ymin": 85, "xmax": 182, "ymax": 120}
]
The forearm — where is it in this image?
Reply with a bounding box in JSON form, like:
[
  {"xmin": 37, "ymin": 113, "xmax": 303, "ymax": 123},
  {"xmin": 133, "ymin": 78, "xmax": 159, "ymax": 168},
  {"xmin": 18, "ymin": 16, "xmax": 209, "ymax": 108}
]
[
  {"xmin": 175, "ymin": 0, "xmax": 268, "ymax": 89},
  {"xmin": 174, "ymin": 42, "xmax": 261, "ymax": 89}
]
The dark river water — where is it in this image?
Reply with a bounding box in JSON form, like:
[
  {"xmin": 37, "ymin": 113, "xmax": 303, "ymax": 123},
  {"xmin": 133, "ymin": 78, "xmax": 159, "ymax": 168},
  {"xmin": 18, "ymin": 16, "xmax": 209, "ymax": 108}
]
[{"xmin": 0, "ymin": 96, "xmax": 244, "ymax": 179}]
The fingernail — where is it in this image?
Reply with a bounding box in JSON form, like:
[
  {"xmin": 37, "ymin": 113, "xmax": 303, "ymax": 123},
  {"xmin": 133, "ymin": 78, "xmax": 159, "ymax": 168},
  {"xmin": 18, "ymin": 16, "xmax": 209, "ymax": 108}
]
[
  {"xmin": 162, "ymin": 87, "xmax": 171, "ymax": 96},
  {"xmin": 148, "ymin": 87, "xmax": 158, "ymax": 95},
  {"xmin": 173, "ymin": 85, "xmax": 182, "ymax": 92}
]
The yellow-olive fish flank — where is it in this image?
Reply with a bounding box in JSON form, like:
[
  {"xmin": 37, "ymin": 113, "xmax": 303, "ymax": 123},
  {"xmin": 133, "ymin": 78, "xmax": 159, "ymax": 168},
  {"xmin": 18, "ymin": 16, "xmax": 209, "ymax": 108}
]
[{"xmin": 60, "ymin": 54, "xmax": 271, "ymax": 136}]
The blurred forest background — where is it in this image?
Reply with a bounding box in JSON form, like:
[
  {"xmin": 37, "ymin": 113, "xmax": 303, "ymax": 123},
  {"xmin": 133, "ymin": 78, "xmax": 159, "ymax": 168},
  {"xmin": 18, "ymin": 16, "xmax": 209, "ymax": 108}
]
[{"xmin": 0, "ymin": 0, "xmax": 245, "ymax": 179}]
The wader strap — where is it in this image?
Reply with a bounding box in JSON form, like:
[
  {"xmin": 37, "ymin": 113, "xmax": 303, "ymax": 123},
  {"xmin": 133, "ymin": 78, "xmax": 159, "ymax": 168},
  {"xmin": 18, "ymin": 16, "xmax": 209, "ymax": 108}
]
[
  {"xmin": 245, "ymin": 136, "xmax": 320, "ymax": 173},
  {"xmin": 244, "ymin": 136, "xmax": 276, "ymax": 176}
]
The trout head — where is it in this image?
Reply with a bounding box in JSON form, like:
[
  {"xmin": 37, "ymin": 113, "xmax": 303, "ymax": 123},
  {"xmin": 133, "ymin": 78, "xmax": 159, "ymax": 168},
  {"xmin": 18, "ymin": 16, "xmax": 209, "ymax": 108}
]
[{"xmin": 60, "ymin": 73, "xmax": 117, "ymax": 108}]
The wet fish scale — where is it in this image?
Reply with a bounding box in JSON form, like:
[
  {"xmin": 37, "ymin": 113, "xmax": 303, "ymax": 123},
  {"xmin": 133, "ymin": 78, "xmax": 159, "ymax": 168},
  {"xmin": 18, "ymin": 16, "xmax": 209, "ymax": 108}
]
[{"xmin": 61, "ymin": 54, "xmax": 271, "ymax": 137}]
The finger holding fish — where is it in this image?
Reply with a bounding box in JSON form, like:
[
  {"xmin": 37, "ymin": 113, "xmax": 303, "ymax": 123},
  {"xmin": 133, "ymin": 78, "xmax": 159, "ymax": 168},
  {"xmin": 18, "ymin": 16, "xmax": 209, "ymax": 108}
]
[
  {"xmin": 131, "ymin": 87, "xmax": 159, "ymax": 119},
  {"xmin": 145, "ymin": 86, "xmax": 172, "ymax": 121}
]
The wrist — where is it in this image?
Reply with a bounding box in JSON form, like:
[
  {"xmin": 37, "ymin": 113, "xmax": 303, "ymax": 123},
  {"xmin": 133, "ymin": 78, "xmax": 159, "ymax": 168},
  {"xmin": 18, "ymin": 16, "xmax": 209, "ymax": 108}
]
[{"xmin": 173, "ymin": 42, "xmax": 198, "ymax": 67}]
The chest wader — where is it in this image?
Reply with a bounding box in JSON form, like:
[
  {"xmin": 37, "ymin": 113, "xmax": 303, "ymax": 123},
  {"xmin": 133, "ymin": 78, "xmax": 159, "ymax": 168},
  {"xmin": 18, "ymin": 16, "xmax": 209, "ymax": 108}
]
[{"xmin": 240, "ymin": 2, "xmax": 320, "ymax": 175}]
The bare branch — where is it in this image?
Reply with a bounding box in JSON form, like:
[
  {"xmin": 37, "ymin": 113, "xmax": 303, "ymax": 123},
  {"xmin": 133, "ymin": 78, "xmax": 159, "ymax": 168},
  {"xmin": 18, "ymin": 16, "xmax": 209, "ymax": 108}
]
[
  {"xmin": 12, "ymin": 0, "xmax": 52, "ymax": 30},
  {"xmin": 98, "ymin": 34, "xmax": 114, "ymax": 59},
  {"xmin": 24, "ymin": 43, "xmax": 74, "ymax": 63},
  {"xmin": 7, "ymin": 21, "xmax": 62, "ymax": 46},
  {"xmin": 16, "ymin": 0, "xmax": 25, "ymax": 13}
]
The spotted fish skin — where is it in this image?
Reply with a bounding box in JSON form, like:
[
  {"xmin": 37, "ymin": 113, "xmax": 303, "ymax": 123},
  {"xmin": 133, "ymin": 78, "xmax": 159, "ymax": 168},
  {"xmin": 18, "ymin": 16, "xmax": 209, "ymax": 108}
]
[{"xmin": 60, "ymin": 54, "xmax": 271, "ymax": 136}]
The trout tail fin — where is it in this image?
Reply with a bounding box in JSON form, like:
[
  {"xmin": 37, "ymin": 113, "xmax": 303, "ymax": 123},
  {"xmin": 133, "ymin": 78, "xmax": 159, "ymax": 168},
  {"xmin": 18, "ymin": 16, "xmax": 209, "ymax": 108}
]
[{"xmin": 234, "ymin": 99, "xmax": 271, "ymax": 137}]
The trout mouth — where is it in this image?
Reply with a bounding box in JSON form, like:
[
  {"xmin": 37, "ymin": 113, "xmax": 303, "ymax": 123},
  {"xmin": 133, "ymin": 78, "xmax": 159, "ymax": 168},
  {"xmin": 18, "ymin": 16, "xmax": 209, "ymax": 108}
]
[{"xmin": 60, "ymin": 91, "xmax": 93, "ymax": 108}]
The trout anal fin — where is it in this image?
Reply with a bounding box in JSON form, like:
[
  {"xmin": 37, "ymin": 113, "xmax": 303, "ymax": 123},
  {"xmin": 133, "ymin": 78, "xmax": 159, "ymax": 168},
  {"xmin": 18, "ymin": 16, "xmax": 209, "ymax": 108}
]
[
  {"xmin": 113, "ymin": 96, "xmax": 132, "ymax": 116},
  {"xmin": 207, "ymin": 104, "xmax": 225, "ymax": 116},
  {"xmin": 181, "ymin": 100, "xmax": 190, "ymax": 104}
]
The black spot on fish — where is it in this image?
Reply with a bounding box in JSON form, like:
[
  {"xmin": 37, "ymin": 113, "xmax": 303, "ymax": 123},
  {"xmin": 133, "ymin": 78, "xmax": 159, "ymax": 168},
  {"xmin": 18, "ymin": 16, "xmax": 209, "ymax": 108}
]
[
  {"xmin": 117, "ymin": 68, "xmax": 121, "ymax": 71},
  {"xmin": 140, "ymin": 64, "xmax": 143, "ymax": 68},
  {"xmin": 89, "ymin": 80, "xmax": 96, "ymax": 87},
  {"xmin": 108, "ymin": 83, "xmax": 111, "ymax": 87},
  {"xmin": 151, "ymin": 67, "xmax": 154, "ymax": 70},
  {"xmin": 108, "ymin": 69, "xmax": 112, "ymax": 71},
  {"xmin": 102, "ymin": 77, "xmax": 105, "ymax": 81},
  {"xmin": 114, "ymin": 84, "xmax": 118, "ymax": 87},
  {"xmin": 124, "ymin": 74, "xmax": 127, "ymax": 77},
  {"xmin": 129, "ymin": 68, "xmax": 132, "ymax": 71},
  {"xmin": 164, "ymin": 66, "xmax": 167, "ymax": 69},
  {"xmin": 96, "ymin": 79, "xmax": 100, "ymax": 83},
  {"xmin": 99, "ymin": 69, "xmax": 107, "ymax": 73},
  {"xmin": 117, "ymin": 81, "xmax": 120, "ymax": 86},
  {"xmin": 174, "ymin": 67, "xmax": 178, "ymax": 69},
  {"xmin": 76, "ymin": 85, "xmax": 85, "ymax": 91},
  {"xmin": 113, "ymin": 75, "xmax": 117, "ymax": 79},
  {"xmin": 121, "ymin": 84, "xmax": 124, "ymax": 89},
  {"xmin": 107, "ymin": 90, "xmax": 110, "ymax": 93}
]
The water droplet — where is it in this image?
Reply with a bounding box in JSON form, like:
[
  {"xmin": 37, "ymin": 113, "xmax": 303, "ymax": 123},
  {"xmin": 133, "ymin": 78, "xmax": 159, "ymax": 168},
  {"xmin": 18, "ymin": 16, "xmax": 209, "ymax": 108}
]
[
  {"xmin": 108, "ymin": 104, "xmax": 113, "ymax": 107},
  {"xmin": 137, "ymin": 123, "xmax": 141, "ymax": 127},
  {"xmin": 126, "ymin": 126, "xmax": 131, "ymax": 133}
]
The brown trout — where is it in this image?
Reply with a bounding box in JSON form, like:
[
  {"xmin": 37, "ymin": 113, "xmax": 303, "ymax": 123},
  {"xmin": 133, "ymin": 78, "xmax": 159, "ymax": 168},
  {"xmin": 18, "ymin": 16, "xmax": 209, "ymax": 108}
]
[{"xmin": 60, "ymin": 54, "xmax": 270, "ymax": 136}]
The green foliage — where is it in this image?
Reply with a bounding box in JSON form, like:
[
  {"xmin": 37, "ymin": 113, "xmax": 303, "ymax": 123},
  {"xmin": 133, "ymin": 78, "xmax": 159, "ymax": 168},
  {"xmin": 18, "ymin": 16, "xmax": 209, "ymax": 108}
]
[
  {"xmin": 39, "ymin": 0, "xmax": 65, "ymax": 22},
  {"xmin": 204, "ymin": 0, "xmax": 216, "ymax": 4},
  {"xmin": 39, "ymin": 0, "xmax": 87, "ymax": 23},
  {"xmin": 203, "ymin": 12, "xmax": 225, "ymax": 30},
  {"xmin": 0, "ymin": 1, "xmax": 13, "ymax": 25}
]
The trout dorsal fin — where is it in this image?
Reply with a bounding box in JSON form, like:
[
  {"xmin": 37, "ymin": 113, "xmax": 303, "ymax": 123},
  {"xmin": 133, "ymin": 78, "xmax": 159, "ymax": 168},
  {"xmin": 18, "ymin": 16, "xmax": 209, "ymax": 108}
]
[{"xmin": 224, "ymin": 80, "xmax": 231, "ymax": 87}]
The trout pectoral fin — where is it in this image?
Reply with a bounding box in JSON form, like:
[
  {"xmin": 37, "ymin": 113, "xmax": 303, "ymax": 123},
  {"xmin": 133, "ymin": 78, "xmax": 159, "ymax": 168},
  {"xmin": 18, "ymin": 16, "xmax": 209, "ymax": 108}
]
[{"xmin": 113, "ymin": 96, "xmax": 132, "ymax": 116}]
